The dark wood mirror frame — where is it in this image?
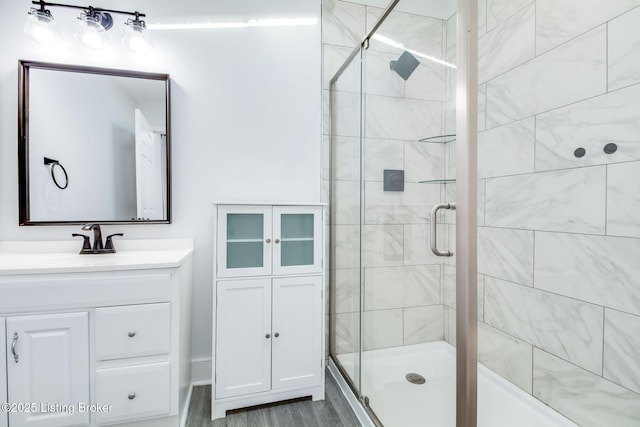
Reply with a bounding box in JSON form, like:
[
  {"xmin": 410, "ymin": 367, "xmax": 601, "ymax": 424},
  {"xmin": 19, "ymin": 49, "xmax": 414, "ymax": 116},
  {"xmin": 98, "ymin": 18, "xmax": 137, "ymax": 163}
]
[{"xmin": 18, "ymin": 60, "xmax": 171, "ymax": 225}]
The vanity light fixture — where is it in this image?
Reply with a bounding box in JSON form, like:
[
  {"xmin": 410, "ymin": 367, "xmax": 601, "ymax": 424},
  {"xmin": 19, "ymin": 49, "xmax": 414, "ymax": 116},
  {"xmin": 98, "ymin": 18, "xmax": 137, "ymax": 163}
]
[
  {"xmin": 24, "ymin": 4, "xmax": 61, "ymax": 44},
  {"xmin": 122, "ymin": 13, "xmax": 151, "ymax": 54},
  {"xmin": 24, "ymin": 0, "xmax": 151, "ymax": 53}
]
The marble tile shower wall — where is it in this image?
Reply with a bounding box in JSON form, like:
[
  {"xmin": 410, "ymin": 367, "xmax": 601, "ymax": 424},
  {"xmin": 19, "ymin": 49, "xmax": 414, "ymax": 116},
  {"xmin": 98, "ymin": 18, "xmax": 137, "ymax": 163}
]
[
  {"xmin": 323, "ymin": 0, "xmax": 451, "ymax": 358},
  {"xmin": 443, "ymin": 1, "xmax": 640, "ymax": 426}
]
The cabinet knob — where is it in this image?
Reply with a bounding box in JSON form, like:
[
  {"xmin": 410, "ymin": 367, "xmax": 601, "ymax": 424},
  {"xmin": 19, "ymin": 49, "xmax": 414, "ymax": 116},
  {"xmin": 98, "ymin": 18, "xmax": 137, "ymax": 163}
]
[
  {"xmin": 128, "ymin": 330, "xmax": 136, "ymax": 338},
  {"xmin": 266, "ymin": 238, "xmax": 271, "ymax": 243},
  {"xmin": 128, "ymin": 393, "xmax": 136, "ymax": 400},
  {"xmin": 275, "ymin": 239, "xmax": 280, "ymax": 244},
  {"xmin": 274, "ymin": 332, "xmax": 279, "ymax": 338},
  {"xmin": 265, "ymin": 333, "xmax": 271, "ymax": 339}
]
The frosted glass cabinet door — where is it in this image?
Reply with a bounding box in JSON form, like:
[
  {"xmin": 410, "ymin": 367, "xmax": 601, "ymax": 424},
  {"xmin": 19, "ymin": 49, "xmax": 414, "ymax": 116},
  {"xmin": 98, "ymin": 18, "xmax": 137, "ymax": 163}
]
[
  {"xmin": 273, "ymin": 206, "xmax": 322, "ymax": 275},
  {"xmin": 217, "ymin": 206, "xmax": 272, "ymax": 277}
]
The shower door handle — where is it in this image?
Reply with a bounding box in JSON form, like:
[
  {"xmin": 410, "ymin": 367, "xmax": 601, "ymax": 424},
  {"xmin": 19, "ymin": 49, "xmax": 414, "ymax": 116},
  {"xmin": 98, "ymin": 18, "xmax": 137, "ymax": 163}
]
[{"xmin": 430, "ymin": 203, "xmax": 456, "ymax": 257}]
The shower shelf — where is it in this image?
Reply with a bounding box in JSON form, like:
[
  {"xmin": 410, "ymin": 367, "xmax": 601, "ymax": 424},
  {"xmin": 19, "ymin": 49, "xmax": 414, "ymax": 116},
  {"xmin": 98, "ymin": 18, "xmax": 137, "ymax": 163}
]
[
  {"xmin": 418, "ymin": 134, "xmax": 456, "ymax": 143},
  {"xmin": 419, "ymin": 179, "xmax": 456, "ymax": 184}
]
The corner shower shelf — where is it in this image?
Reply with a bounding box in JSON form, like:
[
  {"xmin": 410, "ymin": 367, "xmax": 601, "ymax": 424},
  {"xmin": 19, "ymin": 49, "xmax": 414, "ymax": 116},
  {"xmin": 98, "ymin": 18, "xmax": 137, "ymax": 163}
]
[
  {"xmin": 419, "ymin": 179, "xmax": 456, "ymax": 184},
  {"xmin": 418, "ymin": 134, "xmax": 456, "ymax": 143}
]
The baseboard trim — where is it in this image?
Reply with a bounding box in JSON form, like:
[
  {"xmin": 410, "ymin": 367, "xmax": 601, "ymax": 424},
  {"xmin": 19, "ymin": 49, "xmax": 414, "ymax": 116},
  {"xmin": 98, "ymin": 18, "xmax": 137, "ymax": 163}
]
[
  {"xmin": 191, "ymin": 357, "xmax": 212, "ymax": 384},
  {"xmin": 180, "ymin": 384, "xmax": 194, "ymax": 427}
]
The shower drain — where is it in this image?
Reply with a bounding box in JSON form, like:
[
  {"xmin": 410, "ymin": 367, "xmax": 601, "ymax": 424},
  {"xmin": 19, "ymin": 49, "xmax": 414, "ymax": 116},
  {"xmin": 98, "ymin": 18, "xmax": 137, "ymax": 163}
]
[{"xmin": 405, "ymin": 373, "xmax": 426, "ymax": 385}]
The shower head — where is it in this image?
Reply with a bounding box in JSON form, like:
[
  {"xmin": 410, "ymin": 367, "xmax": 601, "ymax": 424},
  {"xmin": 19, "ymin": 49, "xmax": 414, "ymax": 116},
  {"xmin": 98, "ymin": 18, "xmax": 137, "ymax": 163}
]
[{"xmin": 390, "ymin": 51, "xmax": 420, "ymax": 81}]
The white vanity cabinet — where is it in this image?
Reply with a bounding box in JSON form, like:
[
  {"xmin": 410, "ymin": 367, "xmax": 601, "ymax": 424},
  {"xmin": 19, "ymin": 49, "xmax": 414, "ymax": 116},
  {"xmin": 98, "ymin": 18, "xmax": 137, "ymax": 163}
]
[
  {"xmin": 0, "ymin": 240, "xmax": 193, "ymax": 427},
  {"xmin": 212, "ymin": 204, "xmax": 325, "ymax": 420}
]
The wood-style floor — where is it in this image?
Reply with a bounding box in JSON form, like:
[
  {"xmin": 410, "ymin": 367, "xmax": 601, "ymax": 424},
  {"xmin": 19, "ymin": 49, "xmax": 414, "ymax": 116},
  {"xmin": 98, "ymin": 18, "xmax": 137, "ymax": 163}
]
[{"xmin": 185, "ymin": 371, "xmax": 362, "ymax": 427}]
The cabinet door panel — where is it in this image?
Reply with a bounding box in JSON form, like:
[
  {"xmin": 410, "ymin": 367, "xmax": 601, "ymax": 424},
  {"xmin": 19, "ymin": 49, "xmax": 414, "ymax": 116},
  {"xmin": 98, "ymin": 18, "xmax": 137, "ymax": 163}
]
[
  {"xmin": 6, "ymin": 312, "xmax": 89, "ymax": 427},
  {"xmin": 215, "ymin": 279, "xmax": 272, "ymax": 398},
  {"xmin": 217, "ymin": 206, "xmax": 272, "ymax": 277},
  {"xmin": 271, "ymin": 276, "xmax": 322, "ymax": 390},
  {"xmin": 272, "ymin": 206, "xmax": 322, "ymax": 275},
  {"xmin": 0, "ymin": 318, "xmax": 6, "ymax": 427}
]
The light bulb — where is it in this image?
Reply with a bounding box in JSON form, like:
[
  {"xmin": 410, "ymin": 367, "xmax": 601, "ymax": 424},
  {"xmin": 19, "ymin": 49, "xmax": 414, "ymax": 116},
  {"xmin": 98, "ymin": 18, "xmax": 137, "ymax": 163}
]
[
  {"xmin": 75, "ymin": 12, "xmax": 108, "ymax": 50},
  {"xmin": 24, "ymin": 8, "xmax": 61, "ymax": 44},
  {"xmin": 122, "ymin": 19, "xmax": 152, "ymax": 53}
]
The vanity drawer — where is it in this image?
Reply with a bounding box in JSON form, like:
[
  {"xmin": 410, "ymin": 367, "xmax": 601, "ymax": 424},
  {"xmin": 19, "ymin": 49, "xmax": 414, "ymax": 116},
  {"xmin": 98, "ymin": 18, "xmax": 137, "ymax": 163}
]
[
  {"xmin": 96, "ymin": 303, "xmax": 171, "ymax": 360},
  {"xmin": 0, "ymin": 272, "xmax": 172, "ymax": 313},
  {"xmin": 95, "ymin": 362, "xmax": 171, "ymax": 425}
]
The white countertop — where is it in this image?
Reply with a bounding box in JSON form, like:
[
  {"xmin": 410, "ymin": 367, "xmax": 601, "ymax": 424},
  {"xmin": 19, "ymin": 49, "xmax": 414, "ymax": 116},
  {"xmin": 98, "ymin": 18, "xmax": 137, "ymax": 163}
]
[{"xmin": 0, "ymin": 239, "xmax": 194, "ymax": 275}]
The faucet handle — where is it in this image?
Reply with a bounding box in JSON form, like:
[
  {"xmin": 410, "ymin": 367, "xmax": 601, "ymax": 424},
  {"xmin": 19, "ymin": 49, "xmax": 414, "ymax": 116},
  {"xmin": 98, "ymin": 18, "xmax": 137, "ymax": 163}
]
[
  {"xmin": 72, "ymin": 233, "xmax": 91, "ymax": 251},
  {"xmin": 105, "ymin": 233, "xmax": 124, "ymax": 251}
]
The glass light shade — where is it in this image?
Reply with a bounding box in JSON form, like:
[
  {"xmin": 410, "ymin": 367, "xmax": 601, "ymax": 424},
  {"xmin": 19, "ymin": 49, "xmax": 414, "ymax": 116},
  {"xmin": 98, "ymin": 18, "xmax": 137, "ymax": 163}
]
[
  {"xmin": 75, "ymin": 14, "xmax": 108, "ymax": 50},
  {"xmin": 24, "ymin": 9, "xmax": 61, "ymax": 44},
  {"xmin": 122, "ymin": 20, "xmax": 152, "ymax": 53}
]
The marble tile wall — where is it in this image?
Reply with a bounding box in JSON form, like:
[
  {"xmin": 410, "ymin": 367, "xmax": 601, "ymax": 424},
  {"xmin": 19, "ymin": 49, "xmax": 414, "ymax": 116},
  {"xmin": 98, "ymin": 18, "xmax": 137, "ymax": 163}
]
[
  {"xmin": 478, "ymin": 3, "xmax": 535, "ymax": 84},
  {"xmin": 535, "ymin": 0, "xmax": 640, "ymax": 55},
  {"xmin": 608, "ymin": 5, "xmax": 640, "ymax": 91},
  {"xmin": 477, "ymin": 117, "xmax": 535, "ymax": 179},
  {"xmin": 533, "ymin": 349, "xmax": 640, "ymax": 427},
  {"xmin": 487, "ymin": 25, "xmax": 607, "ymax": 127},
  {"xmin": 535, "ymin": 85, "xmax": 640, "ymax": 172},
  {"xmin": 484, "ymin": 166, "xmax": 607, "ymax": 234},
  {"xmin": 484, "ymin": 276, "xmax": 604, "ymax": 375},
  {"xmin": 478, "ymin": 322, "xmax": 533, "ymax": 392},
  {"xmin": 475, "ymin": 0, "xmax": 640, "ymax": 424}
]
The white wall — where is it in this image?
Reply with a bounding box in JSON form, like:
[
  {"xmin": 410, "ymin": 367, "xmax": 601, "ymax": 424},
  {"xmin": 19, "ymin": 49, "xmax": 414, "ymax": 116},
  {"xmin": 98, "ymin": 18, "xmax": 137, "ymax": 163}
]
[{"xmin": 0, "ymin": 0, "xmax": 322, "ymax": 381}]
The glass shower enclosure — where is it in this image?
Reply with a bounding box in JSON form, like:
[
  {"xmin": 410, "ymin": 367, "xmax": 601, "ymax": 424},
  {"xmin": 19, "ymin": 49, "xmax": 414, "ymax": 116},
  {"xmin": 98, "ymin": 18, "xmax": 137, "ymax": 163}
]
[
  {"xmin": 329, "ymin": 1, "xmax": 462, "ymax": 425},
  {"xmin": 328, "ymin": 0, "xmax": 640, "ymax": 426}
]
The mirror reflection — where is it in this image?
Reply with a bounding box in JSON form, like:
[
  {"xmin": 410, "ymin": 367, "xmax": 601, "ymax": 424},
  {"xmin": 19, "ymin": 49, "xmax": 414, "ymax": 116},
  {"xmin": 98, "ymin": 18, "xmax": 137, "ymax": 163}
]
[{"xmin": 19, "ymin": 61, "xmax": 171, "ymax": 225}]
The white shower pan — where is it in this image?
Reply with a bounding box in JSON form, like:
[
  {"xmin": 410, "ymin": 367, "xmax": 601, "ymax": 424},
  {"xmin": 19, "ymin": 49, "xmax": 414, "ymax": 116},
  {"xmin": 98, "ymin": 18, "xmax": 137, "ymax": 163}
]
[{"xmin": 332, "ymin": 341, "xmax": 577, "ymax": 427}]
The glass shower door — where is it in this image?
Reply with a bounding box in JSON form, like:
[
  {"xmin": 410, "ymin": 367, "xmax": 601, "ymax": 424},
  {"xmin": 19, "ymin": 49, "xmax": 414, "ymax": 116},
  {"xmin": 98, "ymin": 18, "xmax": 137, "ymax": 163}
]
[
  {"xmin": 358, "ymin": 3, "xmax": 459, "ymax": 425},
  {"xmin": 330, "ymin": 46, "xmax": 364, "ymax": 397}
]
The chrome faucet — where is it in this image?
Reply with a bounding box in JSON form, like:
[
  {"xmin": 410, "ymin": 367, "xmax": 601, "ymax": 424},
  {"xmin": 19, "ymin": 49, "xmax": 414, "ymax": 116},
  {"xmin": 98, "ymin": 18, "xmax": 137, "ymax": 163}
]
[{"xmin": 72, "ymin": 224, "xmax": 123, "ymax": 254}]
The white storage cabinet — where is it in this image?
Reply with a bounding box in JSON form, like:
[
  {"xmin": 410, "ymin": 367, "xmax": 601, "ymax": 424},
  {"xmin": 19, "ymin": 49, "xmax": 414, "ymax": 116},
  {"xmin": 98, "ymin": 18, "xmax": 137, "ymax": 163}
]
[{"xmin": 212, "ymin": 203, "xmax": 325, "ymax": 420}]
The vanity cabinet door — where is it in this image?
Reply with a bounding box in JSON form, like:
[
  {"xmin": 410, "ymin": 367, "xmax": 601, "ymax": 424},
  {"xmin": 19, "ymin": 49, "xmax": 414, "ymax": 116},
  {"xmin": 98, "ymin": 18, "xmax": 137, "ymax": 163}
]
[
  {"xmin": 217, "ymin": 206, "xmax": 273, "ymax": 278},
  {"xmin": 215, "ymin": 279, "xmax": 272, "ymax": 398},
  {"xmin": 272, "ymin": 206, "xmax": 323, "ymax": 276},
  {"xmin": 6, "ymin": 312, "xmax": 90, "ymax": 427},
  {"xmin": 0, "ymin": 318, "xmax": 6, "ymax": 427},
  {"xmin": 271, "ymin": 276, "xmax": 322, "ymax": 390}
]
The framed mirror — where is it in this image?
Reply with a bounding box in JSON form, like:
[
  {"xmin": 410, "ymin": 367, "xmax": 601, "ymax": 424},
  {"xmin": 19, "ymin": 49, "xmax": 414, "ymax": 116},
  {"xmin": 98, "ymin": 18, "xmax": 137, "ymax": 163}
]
[{"xmin": 18, "ymin": 60, "xmax": 171, "ymax": 225}]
